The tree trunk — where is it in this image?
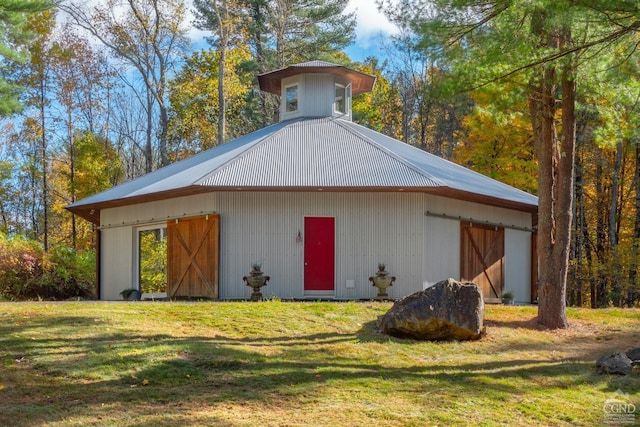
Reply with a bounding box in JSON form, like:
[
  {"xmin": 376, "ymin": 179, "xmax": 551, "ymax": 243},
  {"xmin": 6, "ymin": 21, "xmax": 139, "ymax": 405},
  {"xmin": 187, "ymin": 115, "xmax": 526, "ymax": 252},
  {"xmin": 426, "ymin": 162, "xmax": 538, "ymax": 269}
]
[
  {"xmin": 217, "ymin": 28, "xmax": 227, "ymax": 146},
  {"xmin": 145, "ymin": 87, "xmax": 153, "ymax": 173},
  {"xmin": 68, "ymin": 110, "xmax": 77, "ymax": 249},
  {"xmin": 40, "ymin": 77, "xmax": 48, "ymax": 252},
  {"xmin": 629, "ymin": 140, "xmax": 640, "ymax": 307},
  {"xmin": 531, "ymin": 63, "xmax": 574, "ymax": 329},
  {"xmin": 610, "ymin": 139, "xmax": 623, "ymax": 306},
  {"xmin": 570, "ymin": 140, "xmax": 584, "ymax": 306},
  {"xmin": 158, "ymin": 100, "xmax": 169, "ymax": 166},
  {"xmin": 594, "ymin": 150, "xmax": 608, "ymax": 307}
]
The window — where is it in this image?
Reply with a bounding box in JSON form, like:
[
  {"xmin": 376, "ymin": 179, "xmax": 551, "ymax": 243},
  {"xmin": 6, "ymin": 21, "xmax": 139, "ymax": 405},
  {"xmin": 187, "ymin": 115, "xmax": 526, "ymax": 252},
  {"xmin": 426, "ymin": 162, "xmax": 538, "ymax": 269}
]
[
  {"xmin": 335, "ymin": 83, "xmax": 351, "ymax": 114},
  {"xmin": 285, "ymin": 84, "xmax": 298, "ymax": 112},
  {"xmin": 138, "ymin": 225, "xmax": 167, "ymax": 294}
]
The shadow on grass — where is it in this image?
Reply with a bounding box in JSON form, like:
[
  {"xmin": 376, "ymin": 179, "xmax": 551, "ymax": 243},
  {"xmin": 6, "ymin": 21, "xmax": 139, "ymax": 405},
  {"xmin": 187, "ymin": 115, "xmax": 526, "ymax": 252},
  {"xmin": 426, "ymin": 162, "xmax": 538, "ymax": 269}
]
[
  {"xmin": 484, "ymin": 316, "xmax": 547, "ymax": 331},
  {"xmin": 1, "ymin": 313, "xmax": 638, "ymax": 426}
]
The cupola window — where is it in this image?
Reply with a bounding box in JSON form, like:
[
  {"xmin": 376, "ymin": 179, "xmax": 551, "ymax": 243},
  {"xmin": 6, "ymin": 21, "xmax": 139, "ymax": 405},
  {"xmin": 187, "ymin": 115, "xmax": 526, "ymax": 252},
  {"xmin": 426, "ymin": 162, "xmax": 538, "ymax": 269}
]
[
  {"xmin": 335, "ymin": 83, "xmax": 351, "ymax": 114},
  {"xmin": 285, "ymin": 84, "xmax": 298, "ymax": 112}
]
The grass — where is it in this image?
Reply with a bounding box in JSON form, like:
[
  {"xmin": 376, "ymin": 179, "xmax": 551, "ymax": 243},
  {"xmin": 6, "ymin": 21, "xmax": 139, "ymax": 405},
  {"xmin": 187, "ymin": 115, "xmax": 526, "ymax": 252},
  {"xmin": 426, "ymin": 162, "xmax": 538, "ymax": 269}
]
[{"xmin": 0, "ymin": 301, "xmax": 638, "ymax": 426}]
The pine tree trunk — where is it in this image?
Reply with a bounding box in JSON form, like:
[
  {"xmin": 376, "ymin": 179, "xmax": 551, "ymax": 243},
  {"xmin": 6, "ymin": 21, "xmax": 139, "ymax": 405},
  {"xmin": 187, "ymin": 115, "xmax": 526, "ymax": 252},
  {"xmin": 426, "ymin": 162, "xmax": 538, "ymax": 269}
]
[
  {"xmin": 594, "ymin": 150, "xmax": 608, "ymax": 307},
  {"xmin": 629, "ymin": 141, "xmax": 640, "ymax": 306},
  {"xmin": 531, "ymin": 64, "xmax": 574, "ymax": 329},
  {"xmin": 610, "ymin": 139, "xmax": 623, "ymax": 306}
]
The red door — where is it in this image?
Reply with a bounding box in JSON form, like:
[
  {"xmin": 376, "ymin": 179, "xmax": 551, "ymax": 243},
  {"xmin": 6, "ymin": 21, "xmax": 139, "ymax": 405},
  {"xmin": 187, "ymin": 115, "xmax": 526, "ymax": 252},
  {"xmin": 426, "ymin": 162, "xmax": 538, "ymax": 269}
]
[{"xmin": 304, "ymin": 217, "xmax": 335, "ymax": 292}]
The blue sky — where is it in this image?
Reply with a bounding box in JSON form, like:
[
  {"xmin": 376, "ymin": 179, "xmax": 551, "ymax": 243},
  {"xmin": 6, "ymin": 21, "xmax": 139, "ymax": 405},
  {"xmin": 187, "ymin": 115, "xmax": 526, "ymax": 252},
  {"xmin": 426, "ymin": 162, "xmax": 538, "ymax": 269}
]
[{"xmin": 344, "ymin": 0, "xmax": 398, "ymax": 62}]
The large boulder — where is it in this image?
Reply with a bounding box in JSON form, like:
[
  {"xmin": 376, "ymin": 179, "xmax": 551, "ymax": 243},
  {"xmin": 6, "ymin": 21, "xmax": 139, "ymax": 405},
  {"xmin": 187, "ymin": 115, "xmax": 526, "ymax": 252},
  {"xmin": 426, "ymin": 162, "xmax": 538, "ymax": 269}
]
[
  {"xmin": 596, "ymin": 351, "xmax": 634, "ymax": 375},
  {"xmin": 626, "ymin": 347, "xmax": 640, "ymax": 365},
  {"xmin": 377, "ymin": 278, "xmax": 485, "ymax": 341}
]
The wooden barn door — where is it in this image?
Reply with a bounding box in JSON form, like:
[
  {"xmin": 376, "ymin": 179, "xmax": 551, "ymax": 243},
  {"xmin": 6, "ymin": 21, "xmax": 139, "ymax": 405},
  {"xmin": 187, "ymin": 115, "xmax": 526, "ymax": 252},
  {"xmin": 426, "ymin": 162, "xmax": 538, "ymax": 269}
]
[
  {"xmin": 167, "ymin": 214, "xmax": 220, "ymax": 299},
  {"xmin": 460, "ymin": 222, "xmax": 505, "ymax": 301}
]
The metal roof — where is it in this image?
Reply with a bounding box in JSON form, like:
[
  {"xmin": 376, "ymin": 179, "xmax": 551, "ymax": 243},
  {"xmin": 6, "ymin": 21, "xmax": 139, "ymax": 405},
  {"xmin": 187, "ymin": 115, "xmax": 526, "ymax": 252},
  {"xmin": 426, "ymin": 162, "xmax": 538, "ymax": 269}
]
[
  {"xmin": 67, "ymin": 117, "xmax": 538, "ymax": 224},
  {"xmin": 197, "ymin": 118, "xmax": 440, "ymax": 188}
]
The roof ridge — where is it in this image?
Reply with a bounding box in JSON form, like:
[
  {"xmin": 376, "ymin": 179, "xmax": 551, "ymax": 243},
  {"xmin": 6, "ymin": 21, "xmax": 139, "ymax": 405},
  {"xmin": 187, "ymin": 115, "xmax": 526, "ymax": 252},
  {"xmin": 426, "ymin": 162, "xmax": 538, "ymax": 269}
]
[{"xmin": 332, "ymin": 118, "xmax": 447, "ymax": 187}]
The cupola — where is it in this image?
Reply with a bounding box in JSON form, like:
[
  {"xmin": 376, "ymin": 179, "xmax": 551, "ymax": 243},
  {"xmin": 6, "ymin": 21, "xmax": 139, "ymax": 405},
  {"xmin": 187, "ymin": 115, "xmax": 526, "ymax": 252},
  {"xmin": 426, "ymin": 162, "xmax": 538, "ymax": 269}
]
[{"xmin": 257, "ymin": 60, "xmax": 376, "ymax": 122}]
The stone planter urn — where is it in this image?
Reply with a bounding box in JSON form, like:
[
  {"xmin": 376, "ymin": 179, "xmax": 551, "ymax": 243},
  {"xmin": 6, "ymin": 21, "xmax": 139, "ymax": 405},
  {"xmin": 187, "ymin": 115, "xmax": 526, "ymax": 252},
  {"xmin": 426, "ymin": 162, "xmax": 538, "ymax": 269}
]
[
  {"xmin": 369, "ymin": 263, "xmax": 396, "ymax": 300},
  {"xmin": 243, "ymin": 264, "xmax": 270, "ymax": 301}
]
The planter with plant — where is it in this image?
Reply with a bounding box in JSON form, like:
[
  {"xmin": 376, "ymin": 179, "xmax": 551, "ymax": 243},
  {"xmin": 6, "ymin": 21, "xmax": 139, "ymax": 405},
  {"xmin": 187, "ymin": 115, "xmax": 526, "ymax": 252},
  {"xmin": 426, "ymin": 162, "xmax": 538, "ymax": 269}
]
[
  {"xmin": 120, "ymin": 288, "xmax": 142, "ymax": 301},
  {"xmin": 501, "ymin": 290, "xmax": 515, "ymax": 305}
]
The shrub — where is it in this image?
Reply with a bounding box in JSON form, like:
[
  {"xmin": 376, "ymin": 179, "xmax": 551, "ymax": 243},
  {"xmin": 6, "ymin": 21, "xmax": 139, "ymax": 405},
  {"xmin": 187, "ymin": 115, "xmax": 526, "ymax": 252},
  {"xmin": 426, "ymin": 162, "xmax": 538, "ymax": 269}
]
[
  {"xmin": 0, "ymin": 233, "xmax": 45, "ymax": 300},
  {"xmin": 0, "ymin": 233, "xmax": 96, "ymax": 300},
  {"xmin": 42, "ymin": 245, "xmax": 97, "ymax": 300}
]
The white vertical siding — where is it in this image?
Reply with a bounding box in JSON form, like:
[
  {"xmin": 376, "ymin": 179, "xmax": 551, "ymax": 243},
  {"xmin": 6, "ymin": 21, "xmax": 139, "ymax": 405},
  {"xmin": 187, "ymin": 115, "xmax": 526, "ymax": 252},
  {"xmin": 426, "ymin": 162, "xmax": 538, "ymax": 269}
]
[
  {"xmin": 280, "ymin": 74, "xmax": 336, "ymax": 120},
  {"xmin": 215, "ymin": 192, "xmax": 427, "ymax": 299},
  {"xmin": 423, "ymin": 215, "xmax": 460, "ymax": 289},
  {"xmin": 98, "ymin": 191, "xmax": 534, "ymax": 301},
  {"xmin": 100, "ymin": 225, "xmax": 134, "ymax": 300},
  {"xmin": 303, "ymin": 74, "xmax": 334, "ymax": 117},
  {"xmin": 504, "ymin": 228, "xmax": 532, "ymax": 303}
]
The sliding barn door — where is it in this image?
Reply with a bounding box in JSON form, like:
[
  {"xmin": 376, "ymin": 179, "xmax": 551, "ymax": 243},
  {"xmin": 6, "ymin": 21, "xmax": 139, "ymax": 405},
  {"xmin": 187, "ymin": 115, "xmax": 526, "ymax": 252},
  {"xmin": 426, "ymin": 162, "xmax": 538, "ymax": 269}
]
[
  {"xmin": 460, "ymin": 222, "xmax": 504, "ymax": 300},
  {"xmin": 167, "ymin": 214, "xmax": 220, "ymax": 299}
]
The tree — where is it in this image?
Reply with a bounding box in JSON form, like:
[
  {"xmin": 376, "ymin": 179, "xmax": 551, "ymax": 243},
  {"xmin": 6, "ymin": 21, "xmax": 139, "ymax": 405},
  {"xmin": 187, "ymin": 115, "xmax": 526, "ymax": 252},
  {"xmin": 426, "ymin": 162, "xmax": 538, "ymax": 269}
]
[
  {"xmin": 380, "ymin": 0, "xmax": 640, "ymax": 327},
  {"xmin": 51, "ymin": 131, "xmax": 123, "ymax": 250},
  {"xmin": 569, "ymin": 60, "xmax": 640, "ymax": 308},
  {"xmin": 196, "ymin": 0, "xmax": 357, "ymax": 127},
  {"xmin": 192, "ymin": 0, "xmax": 248, "ymax": 145},
  {"xmin": 351, "ymin": 57, "xmax": 403, "ymax": 140},
  {"xmin": 17, "ymin": 10, "xmax": 56, "ymax": 250},
  {"xmin": 168, "ymin": 46, "xmax": 253, "ymax": 157},
  {"xmin": 61, "ymin": 0, "xmax": 190, "ymax": 172},
  {"xmin": 266, "ymin": 0, "xmax": 355, "ymax": 68},
  {"xmin": 453, "ymin": 84, "xmax": 537, "ymax": 195},
  {"xmin": 0, "ymin": 0, "xmax": 51, "ymax": 116},
  {"xmin": 49, "ymin": 25, "xmax": 118, "ymax": 248}
]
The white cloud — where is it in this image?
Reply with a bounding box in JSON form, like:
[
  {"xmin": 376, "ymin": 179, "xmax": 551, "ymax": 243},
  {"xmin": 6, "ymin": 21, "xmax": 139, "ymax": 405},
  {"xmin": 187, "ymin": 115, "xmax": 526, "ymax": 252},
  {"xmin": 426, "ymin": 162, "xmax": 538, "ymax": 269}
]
[{"xmin": 345, "ymin": 0, "xmax": 399, "ymax": 49}]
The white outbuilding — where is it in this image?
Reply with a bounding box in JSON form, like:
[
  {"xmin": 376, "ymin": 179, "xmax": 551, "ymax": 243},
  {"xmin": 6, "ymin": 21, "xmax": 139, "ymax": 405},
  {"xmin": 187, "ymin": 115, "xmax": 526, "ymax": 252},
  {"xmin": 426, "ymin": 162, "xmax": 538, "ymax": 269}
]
[{"xmin": 67, "ymin": 61, "xmax": 538, "ymax": 303}]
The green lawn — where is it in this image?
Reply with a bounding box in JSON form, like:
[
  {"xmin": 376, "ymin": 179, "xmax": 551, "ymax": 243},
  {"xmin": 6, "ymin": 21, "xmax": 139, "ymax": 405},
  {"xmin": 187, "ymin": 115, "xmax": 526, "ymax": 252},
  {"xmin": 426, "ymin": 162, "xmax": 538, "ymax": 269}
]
[{"xmin": 0, "ymin": 301, "xmax": 638, "ymax": 426}]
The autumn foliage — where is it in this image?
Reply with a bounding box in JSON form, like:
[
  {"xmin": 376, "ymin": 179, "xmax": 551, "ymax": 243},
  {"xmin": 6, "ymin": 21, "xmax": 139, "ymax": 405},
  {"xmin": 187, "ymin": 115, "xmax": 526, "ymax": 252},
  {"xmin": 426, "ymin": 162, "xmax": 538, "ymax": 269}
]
[{"xmin": 0, "ymin": 233, "xmax": 95, "ymax": 300}]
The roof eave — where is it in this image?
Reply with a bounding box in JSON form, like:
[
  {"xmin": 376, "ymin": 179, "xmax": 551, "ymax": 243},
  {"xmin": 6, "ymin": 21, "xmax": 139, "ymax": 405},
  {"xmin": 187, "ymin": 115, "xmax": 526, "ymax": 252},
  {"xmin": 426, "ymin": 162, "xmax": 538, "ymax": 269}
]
[
  {"xmin": 258, "ymin": 66, "xmax": 376, "ymax": 96},
  {"xmin": 64, "ymin": 185, "xmax": 215, "ymax": 225}
]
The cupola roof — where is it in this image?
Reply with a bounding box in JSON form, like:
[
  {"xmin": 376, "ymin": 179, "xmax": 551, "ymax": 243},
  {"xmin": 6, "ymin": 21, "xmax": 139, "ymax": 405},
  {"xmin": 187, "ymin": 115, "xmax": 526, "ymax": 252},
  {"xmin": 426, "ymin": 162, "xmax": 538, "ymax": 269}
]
[{"xmin": 258, "ymin": 60, "xmax": 376, "ymax": 96}]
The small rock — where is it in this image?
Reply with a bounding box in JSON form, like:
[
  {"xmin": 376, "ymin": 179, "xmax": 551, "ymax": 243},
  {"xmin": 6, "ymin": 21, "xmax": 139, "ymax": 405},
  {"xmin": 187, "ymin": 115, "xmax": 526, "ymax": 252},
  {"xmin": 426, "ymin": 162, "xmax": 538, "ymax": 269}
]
[
  {"xmin": 596, "ymin": 351, "xmax": 633, "ymax": 375},
  {"xmin": 376, "ymin": 278, "xmax": 484, "ymax": 341}
]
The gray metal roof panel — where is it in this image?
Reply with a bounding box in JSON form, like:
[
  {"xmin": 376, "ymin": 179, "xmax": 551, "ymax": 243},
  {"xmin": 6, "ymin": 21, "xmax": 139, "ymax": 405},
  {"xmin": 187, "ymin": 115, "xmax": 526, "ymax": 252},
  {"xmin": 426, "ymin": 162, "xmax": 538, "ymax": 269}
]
[
  {"xmin": 67, "ymin": 120, "xmax": 294, "ymax": 208},
  {"xmin": 339, "ymin": 120, "xmax": 539, "ymax": 206},
  {"xmin": 293, "ymin": 60, "xmax": 341, "ymax": 68},
  {"xmin": 197, "ymin": 118, "xmax": 439, "ymax": 188}
]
